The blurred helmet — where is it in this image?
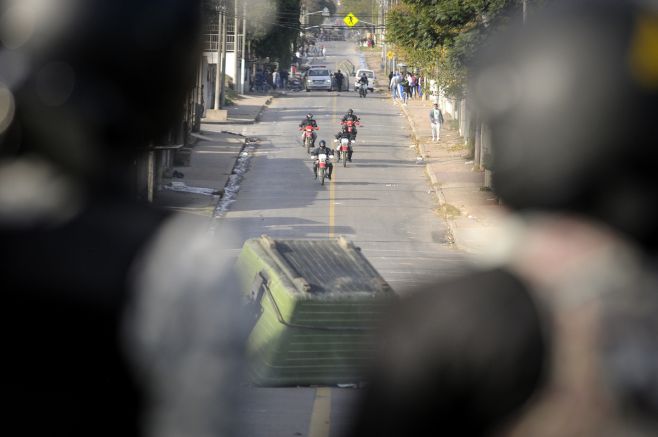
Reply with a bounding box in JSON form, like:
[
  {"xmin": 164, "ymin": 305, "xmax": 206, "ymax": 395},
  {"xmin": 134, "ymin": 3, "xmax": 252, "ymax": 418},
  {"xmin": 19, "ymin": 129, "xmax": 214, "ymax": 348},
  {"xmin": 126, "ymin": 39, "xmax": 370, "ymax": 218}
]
[
  {"xmin": 306, "ymin": 113, "xmax": 313, "ymax": 119},
  {"xmin": 319, "ymin": 140, "xmax": 326, "ymax": 147},
  {"xmin": 347, "ymin": 109, "xmax": 353, "ymax": 115}
]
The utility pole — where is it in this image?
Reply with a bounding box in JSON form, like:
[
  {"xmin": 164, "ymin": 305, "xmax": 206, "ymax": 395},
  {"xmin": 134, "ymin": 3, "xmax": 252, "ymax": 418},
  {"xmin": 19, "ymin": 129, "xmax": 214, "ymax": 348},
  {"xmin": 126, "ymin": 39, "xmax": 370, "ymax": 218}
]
[
  {"xmin": 219, "ymin": 0, "xmax": 227, "ymax": 108},
  {"xmin": 213, "ymin": 1, "xmax": 223, "ymax": 109},
  {"xmin": 234, "ymin": 0, "xmax": 240, "ymax": 94},
  {"xmin": 523, "ymin": 0, "xmax": 527, "ymax": 24},
  {"xmin": 240, "ymin": 0, "xmax": 247, "ymax": 94}
]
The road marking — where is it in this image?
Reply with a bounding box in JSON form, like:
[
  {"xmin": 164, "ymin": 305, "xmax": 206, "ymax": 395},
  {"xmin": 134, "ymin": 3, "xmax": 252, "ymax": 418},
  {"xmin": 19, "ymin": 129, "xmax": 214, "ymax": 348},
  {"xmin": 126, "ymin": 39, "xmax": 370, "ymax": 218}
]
[
  {"xmin": 308, "ymin": 387, "xmax": 332, "ymax": 437},
  {"xmin": 329, "ymin": 94, "xmax": 337, "ymax": 238}
]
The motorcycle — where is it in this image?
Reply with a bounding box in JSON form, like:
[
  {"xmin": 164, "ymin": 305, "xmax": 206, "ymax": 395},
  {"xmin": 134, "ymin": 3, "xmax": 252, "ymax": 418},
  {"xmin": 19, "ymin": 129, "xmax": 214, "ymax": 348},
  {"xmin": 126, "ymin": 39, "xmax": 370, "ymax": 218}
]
[
  {"xmin": 314, "ymin": 153, "xmax": 332, "ymax": 185},
  {"xmin": 340, "ymin": 119, "xmax": 360, "ymax": 140},
  {"xmin": 334, "ymin": 137, "xmax": 351, "ymax": 167},
  {"xmin": 358, "ymin": 82, "xmax": 367, "ymax": 98},
  {"xmin": 299, "ymin": 125, "xmax": 319, "ymax": 153},
  {"xmin": 288, "ymin": 75, "xmax": 303, "ymax": 91}
]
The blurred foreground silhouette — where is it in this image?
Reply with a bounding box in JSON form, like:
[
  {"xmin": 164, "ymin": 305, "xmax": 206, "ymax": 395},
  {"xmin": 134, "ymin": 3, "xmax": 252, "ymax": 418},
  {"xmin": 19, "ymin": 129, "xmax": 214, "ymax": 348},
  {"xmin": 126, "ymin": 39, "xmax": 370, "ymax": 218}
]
[
  {"xmin": 1, "ymin": 1, "xmax": 246, "ymax": 436},
  {"xmin": 347, "ymin": 1, "xmax": 658, "ymax": 436}
]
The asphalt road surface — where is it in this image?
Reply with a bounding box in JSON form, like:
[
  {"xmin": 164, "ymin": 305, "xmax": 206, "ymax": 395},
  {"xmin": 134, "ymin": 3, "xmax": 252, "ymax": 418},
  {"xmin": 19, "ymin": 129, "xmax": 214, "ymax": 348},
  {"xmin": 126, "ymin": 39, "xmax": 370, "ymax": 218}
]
[{"xmin": 222, "ymin": 40, "xmax": 465, "ymax": 437}]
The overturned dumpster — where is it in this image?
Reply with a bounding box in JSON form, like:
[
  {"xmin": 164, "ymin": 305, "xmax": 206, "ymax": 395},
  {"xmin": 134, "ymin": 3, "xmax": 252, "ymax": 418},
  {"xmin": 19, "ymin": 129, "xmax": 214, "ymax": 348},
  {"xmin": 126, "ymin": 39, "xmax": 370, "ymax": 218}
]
[{"xmin": 237, "ymin": 235, "xmax": 396, "ymax": 386}]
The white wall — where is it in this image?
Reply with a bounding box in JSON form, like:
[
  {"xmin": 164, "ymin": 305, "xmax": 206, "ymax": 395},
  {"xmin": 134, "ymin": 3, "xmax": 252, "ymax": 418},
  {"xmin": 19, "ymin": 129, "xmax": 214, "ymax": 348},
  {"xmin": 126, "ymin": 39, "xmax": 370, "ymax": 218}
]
[{"xmin": 203, "ymin": 52, "xmax": 237, "ymax": 83}]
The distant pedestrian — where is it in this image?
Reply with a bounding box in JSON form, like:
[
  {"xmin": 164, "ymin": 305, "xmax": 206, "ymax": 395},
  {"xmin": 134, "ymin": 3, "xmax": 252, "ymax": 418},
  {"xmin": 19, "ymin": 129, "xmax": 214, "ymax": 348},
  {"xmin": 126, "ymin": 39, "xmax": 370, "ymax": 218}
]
[
  {"xmin": 274, "ymin": 69, "xmax": 281, "ymax": 89},
  {"xmin": 334, "ymin": 69, "xmax": 344, "ymax": 92},
  {"xmin": 322, "ymin": 45, "xmax": 326, "ymax": 58},
  {"xmin": 409, "ymin": 74, "xmax": 417, "ymax": 98},
  {"xmin": 400, "ymin": 76, "xmax": 410, "ymax": 104},
  {"xmin": 390, "ymin": 72, "xmax": 400, "ymax": 100},
  {"xmin": 280, "ymin": 70, "xmax": 289, "ymax": 90},
  {"xmin": 429, "ymin": 103, "xmax": 444, "ymax": 142}
]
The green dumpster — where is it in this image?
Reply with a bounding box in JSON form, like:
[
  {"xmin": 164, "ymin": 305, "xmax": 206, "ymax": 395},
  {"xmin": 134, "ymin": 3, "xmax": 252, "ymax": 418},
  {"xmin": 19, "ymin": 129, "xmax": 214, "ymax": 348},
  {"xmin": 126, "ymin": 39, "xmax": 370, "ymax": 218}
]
[{"xmin": 237, "ymin": 235, "xmax": 395, "ymax": 386}]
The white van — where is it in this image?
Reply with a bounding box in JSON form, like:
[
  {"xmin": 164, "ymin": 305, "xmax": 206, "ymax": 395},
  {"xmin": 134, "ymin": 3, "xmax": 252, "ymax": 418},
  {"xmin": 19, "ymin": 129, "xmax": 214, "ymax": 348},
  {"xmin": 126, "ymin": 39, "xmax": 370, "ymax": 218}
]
[{"xmin": 354, "ymin": 69, "xmax": 375, "ymax": 92}]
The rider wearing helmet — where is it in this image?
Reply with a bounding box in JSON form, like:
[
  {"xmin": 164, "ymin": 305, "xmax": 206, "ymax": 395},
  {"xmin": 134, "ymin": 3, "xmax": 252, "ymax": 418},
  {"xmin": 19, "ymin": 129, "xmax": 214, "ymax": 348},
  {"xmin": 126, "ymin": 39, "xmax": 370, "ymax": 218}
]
[
  {"xmin": 310, "ymin": 140, "xmax": 334, "ymax": 179},
  {"xmin": 358, "ymin": 72, "xmax": 369, "ymax": 92},
  {"xmin": 341, "ymin": 109, "xmax": 360, "ymax": 140},
  {"xmin": 335, "ymin": 130, "xmax": 354, "ymax": 162},
  {"xmin": 299, "ymin": 113, "xmax": 319, "ymax": 146}
]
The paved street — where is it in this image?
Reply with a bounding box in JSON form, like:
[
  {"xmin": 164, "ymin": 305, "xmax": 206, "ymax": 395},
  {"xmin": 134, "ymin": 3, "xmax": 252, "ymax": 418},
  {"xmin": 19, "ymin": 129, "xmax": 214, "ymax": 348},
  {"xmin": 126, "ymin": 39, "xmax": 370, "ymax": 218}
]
[{"xmin": 224, "ymin": 41, "xmax": 466, "ymax": 437}]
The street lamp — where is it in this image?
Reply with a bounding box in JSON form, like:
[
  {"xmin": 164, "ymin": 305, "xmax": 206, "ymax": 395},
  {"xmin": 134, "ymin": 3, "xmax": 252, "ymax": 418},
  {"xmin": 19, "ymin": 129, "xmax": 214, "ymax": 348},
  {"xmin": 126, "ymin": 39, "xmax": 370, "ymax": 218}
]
[
  {"xmin": 301, "ymin": 7, "xmax": 330, "ymax": 26},
  {"xmin": 304, "ymin": 7, "xmax": 330, "ymax": 18}
]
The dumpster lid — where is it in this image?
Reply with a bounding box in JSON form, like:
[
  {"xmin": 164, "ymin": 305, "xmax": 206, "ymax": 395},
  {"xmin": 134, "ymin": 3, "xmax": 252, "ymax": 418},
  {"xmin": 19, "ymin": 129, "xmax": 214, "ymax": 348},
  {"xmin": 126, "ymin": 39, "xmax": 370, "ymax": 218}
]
[{"xmin": 259, "ymin": 235, "xmax": 392, "ymax": 295}]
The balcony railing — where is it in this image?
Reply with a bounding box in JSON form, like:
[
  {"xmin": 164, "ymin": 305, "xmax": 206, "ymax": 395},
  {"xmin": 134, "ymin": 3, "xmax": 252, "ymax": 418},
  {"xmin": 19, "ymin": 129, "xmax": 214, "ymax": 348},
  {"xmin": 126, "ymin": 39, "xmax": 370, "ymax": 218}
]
[{"xmin": 203, "ymin": 23, "xmax": 236, "ymax": 52}]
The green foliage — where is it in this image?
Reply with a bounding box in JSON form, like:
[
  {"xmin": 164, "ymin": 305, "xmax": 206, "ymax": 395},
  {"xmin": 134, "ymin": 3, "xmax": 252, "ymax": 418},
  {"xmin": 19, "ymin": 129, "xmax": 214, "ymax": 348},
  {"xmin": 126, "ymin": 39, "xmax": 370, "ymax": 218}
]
[
  {"xmin": 341, "ymin": 0, "xmax": 376, "ymax": 20},
  {"xmin": 386, "ymin": 0, "xmax": 522, "ymax": 98},
  {"xmin": 251, "ymin": 0, "xmax": 302, "ymax": 68}
]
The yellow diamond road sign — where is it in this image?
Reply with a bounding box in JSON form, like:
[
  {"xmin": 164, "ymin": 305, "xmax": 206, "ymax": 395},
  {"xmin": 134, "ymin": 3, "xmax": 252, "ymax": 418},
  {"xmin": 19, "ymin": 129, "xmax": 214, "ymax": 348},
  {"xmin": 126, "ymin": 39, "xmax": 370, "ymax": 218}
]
[{"xmin": 344, "ymin": 13, "xmax": 359, "ymax": 27}]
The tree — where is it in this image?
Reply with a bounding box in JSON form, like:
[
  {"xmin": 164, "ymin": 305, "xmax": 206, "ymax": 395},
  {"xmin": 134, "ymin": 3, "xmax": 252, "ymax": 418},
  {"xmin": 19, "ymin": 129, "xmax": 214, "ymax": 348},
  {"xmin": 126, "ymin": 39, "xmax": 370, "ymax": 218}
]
[
  {"xmin": 249, "ymin": 0, "xmax": 303, "ymax": 68},
  {"xmin": 386, "ymin": 0, "xmax": 522, "ymax": 97},
  {"xmin": 341, "ymin": 0, "xmax": 377, "ymax": 20}
]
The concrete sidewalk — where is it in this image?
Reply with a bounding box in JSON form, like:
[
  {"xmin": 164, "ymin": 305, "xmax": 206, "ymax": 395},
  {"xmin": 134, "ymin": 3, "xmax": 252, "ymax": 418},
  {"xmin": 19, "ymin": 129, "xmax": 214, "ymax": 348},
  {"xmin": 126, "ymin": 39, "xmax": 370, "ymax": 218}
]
[
  {"xmin": 399, "ymin": 99, "xmax": 508, "ymax": 254},
  {"xmin": 154, "ymin": 95, "xmax": 272, "ymax": 215},
  {"xmin": 361, "ymin": 50, "xmax": 507, "ymax": 254},
  {"xmin": 203, "ymin": 94, "xmax": 273, "ymax": 124}
]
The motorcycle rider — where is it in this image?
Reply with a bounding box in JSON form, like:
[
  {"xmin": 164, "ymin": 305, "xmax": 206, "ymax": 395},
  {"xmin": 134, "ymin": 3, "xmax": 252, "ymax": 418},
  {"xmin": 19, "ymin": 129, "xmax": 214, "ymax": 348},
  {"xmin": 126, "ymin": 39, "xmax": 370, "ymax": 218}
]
[
  {"xmin": 357, "ymin": 72, "xmax": 369, "ymax": 94},
  {"xmin": 311, "ymin": 140, "xmax": 334, "ymax": 179},
  {"xmin": 335, "ymin": 130, "xmax": 354, "ymax": 162},
  {"xmin": 299, "ymin": 113, "xmax": 319, "ymax": 146},
  {"xmin": 341, "ymin": 109, "xmax": 360, "ymax": 140}
]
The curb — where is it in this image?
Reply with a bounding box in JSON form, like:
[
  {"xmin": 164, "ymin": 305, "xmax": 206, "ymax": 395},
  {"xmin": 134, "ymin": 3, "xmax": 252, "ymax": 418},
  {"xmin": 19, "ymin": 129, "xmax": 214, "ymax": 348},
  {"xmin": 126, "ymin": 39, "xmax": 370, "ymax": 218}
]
[
  {"xmin": 253, "ymin": 96, "xmax": 273, "ymax": 123},
  {"xmin": 214, "ymin": 95, "xmax": 272, "ymax": 204}
]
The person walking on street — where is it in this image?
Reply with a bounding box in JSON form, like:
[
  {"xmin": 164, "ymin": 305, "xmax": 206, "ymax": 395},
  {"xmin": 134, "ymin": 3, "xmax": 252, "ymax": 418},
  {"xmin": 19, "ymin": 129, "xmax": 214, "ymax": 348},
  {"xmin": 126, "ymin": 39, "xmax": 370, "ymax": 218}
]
[
  {"xmin": 272, "ymin": 69, "xmax": 280, "ymax": 90},
  {"xmin": 334, "ymin": 70, "xmax": 344, "ymax": 92},
  {"xmin": 400, "ymin": 75, "xmax": 410, "ymax": 105},
  {"xmin": 430, "ymin": 103, "xmax": 444, "ymax": 142},
  {"xmin": 280, "ymin": 69, "xmax": 289, "ymax": 90},
  {"xmin": 390, "ymin": 72, "xmax": 400, "ymax": 101},
  {"xmin": 266, "ymin": 68, "xmax": 274, "ymax": 90},
  {"xmin": 409, "ymin": 73, "xmax": 417, "ymax": 99}
]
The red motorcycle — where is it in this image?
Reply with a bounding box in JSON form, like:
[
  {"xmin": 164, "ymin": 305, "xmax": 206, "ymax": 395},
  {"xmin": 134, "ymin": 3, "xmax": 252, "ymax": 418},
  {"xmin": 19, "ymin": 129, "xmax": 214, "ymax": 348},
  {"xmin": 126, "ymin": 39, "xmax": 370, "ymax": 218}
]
[
  {"xmin": 299, "ymin": 125, "xmax": 319, "ymax": 153},
  {"xmin": 335, "ymin": 137, "xmax": 351, "ymax": 167},
  {"xmin": 340, "ymin": 119, "xmax": 360, "ymax": 138},
  {"xmin": 312, "ymin": 152, "xmax": 332, "ymax": 185}
]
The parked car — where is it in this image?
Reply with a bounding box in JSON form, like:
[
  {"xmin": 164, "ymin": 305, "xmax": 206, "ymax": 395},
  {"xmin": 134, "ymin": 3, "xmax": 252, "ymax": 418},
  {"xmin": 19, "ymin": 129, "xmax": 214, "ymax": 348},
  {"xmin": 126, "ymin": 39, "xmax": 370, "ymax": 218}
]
[{"xmin": 353, "ymin": 69, "xmax": 376, "ymax": 92}]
